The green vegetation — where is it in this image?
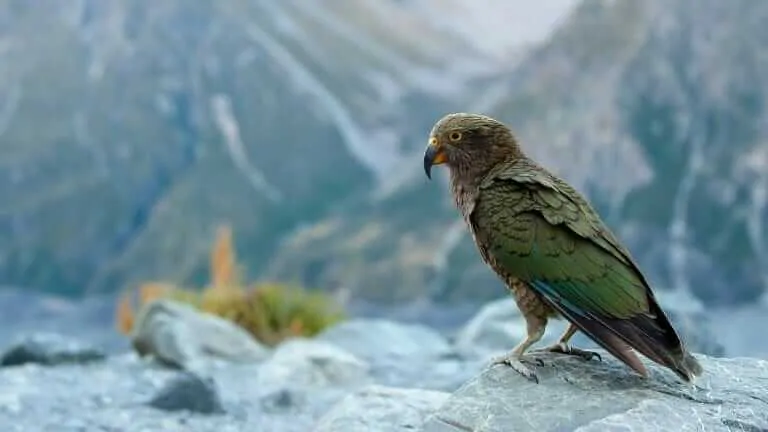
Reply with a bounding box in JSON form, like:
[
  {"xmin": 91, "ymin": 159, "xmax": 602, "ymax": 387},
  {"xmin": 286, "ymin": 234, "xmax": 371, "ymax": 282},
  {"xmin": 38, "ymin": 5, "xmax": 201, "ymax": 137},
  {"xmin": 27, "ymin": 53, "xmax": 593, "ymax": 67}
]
[{"xmin": 116, "ymin": 225, "xmax": 345, "ymax": 346}]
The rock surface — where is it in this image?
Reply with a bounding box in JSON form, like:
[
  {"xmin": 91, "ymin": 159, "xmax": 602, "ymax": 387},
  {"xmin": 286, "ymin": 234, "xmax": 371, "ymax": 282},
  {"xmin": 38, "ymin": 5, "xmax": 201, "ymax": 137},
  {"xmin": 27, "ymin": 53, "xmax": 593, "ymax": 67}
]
[
  {"xmin": 317, "ymin": 319, "xmax": 454, "ymax": 362},
  {"xmin": 255, "ymin": 338, "xmax": 371, "ymax": 391},
  {"xmin": 0, "ymin": 332, "xmax": 106, "ymax": 367},
  {"xmin": 315, "ymin": 385, "xmax": 450, "ymax": 432},
  {"xmin": 0, "ymin": 318, "xmax": 765, "ymax": 431},
  {"xmin": 130, "ymin": 299, "xmax": 269, "ymax": 371},
  {"xmin": 424, "ymin": 350, "xmax": 768, "ymax": 432},
  {"xmin": 453, "ymin": 298, "xmax": 565, "ymax": 358},
  {"xmin": 147, "ymin": 372, "xmax": 225, "ymax": 414},
  {"xmin": 316, "ymin": 319, "xmax": 471, "ymax": 390}
]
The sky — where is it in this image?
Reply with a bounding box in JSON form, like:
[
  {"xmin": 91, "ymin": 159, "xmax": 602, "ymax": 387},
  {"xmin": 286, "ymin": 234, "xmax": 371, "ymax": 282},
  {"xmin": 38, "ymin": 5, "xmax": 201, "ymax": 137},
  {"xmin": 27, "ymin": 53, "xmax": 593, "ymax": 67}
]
[{"xmin": 417, "ymin": 0, "xmax": 579, "ymax": 59}]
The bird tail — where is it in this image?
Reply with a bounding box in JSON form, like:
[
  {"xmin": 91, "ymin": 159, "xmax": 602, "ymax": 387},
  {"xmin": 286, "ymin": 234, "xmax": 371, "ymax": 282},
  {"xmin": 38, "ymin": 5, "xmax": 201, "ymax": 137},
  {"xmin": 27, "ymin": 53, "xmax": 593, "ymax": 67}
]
[
  {"xmin": 532, "ymin": 281, "xmax": 704, "ymax": 382},
  {"xmin": 606, "ymin": 303, "xmax": 704, "ymax": 382},
  {"xmin": 639, "ymin": 297, "xmax": 704, "ymax": 382},
  {"xmin": 602, "ymin": 304, "xmax": 704, "ymax": 382},
  {"xmin": 671, "ymin": 349, "xmax": 703, "ymax": 382},
  {"xmin": 578, "ymin": 310, "xmax": 703, "ymax": 382}
]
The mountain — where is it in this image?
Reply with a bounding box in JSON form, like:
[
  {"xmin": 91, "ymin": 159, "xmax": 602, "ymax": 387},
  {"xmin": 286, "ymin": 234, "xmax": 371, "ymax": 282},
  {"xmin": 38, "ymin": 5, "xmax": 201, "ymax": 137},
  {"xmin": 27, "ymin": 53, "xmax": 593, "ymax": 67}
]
[
  {"xmin": 265, "ymin": 0, "xmax": 768, "ymax": 307},
  {"xmin": 0, "ymin": 0, "xmax": 534, "ymax": 297},
  {"xmin": 490, "ymin": 0, "xmax": 768, "ymax": 307},
  {"xmin": 1, "ymin": 0, "xmax": 766, "ymax": 310}
]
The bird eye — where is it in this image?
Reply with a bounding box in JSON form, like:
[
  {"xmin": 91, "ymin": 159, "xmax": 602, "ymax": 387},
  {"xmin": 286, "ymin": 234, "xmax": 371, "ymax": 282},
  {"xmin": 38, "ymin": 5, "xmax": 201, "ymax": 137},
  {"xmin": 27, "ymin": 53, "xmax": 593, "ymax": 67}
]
[{"xmin": 449, "ymin": 131, "xmax": 462, "ymax": 141}]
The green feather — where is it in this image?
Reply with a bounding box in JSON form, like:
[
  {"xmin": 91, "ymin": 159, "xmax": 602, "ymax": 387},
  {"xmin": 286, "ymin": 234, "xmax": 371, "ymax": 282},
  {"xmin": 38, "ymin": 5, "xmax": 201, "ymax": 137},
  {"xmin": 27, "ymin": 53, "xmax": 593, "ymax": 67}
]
[
  {"xmin": 472, "ymin": 162, "xmax": 649, "ymax": 319},
  {"xmin": 469, "ymin": 159, "xmax": 704, "ymax": 381}
]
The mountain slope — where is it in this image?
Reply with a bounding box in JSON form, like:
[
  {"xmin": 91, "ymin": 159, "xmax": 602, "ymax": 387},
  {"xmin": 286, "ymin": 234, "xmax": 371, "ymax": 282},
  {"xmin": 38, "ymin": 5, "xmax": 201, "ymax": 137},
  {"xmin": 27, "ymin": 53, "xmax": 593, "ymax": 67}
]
[
  {"xmin": 0, "ymin": 0, "xmax": 542, "ymax": 297},
  {"xmin": 2, "ymin": 0, "xmax": 766, "ymax": 309},
  {"xmin": 265, "ymin": 0, "xmax": 768, "ymax": 307}
]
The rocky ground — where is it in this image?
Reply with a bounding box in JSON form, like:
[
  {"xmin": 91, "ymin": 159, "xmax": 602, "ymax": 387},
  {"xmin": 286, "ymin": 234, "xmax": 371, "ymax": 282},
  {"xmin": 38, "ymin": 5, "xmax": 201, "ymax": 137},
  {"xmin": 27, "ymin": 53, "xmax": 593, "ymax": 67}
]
[{"xmin": 0, "ymin": 298, "xmax": 765, "ymax": 431}]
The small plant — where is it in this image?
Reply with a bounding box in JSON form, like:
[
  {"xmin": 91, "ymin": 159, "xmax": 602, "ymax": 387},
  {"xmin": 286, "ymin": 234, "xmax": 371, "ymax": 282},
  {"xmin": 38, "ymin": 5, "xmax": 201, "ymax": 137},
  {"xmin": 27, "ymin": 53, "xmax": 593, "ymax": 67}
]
[{"xmin": 116, "ymin": 224, "xmax": 345, "ymax": 346}]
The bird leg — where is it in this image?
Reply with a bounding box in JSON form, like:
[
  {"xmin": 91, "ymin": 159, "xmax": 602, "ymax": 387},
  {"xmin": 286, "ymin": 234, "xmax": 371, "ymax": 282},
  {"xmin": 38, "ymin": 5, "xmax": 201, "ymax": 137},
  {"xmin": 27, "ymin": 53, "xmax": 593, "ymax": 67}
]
[
  {"xmin": 534, "ymin": 323, "xmax": 602, "ymax": 362},
  {"xmin": 490, "ymin": 318, "xmax": 545, "ymax": 384}
]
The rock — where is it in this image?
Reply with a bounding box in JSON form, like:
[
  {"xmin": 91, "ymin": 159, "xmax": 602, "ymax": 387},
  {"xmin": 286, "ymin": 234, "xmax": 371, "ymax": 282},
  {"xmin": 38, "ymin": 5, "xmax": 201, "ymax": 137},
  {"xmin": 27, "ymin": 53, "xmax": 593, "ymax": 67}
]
[
  {"xmin": 453, "ymin": 298, "xmax": 567, "ymax": 358},
  {"xmin": 0, "ymin": 314, "xmax": 765, "ymax": 432},
  {"xmin": 318, "ymin": 319, "xmax": 453, "ymax": 362},
  {"xmin": 314, "ymin": 385, "xmax": 450, "ymax": 432},
  {"xmin": 0, "ymin": 351, "xmax": 337, "ymax": 432},
  {"xmin": 453, "ymin": 298, "xmax": 524, "ymax": 357},
  {"xmin": 147, "ymin": 372, "xmax": 225, "ymax": 415},
  {"xmin": 316, "ymin": 319, "xmax": 461, "ymax": 391},
  {"xmin": 423, "ymin": 350, "xmax": 768, "ymax": 431},
  {"xmin": 260, "ymin": 387, "xmax": 306, "ymax": 414},
  {"xmin": 0, "ymin": 332, "xmax": 106, "ymax": 367},
  {"xmin": 256, "ymin": 338, "xmax": 371, "ymax": 390},
  {"xmin": 130, "ymin": 299, "xmax": 269, "ymax": 371}
]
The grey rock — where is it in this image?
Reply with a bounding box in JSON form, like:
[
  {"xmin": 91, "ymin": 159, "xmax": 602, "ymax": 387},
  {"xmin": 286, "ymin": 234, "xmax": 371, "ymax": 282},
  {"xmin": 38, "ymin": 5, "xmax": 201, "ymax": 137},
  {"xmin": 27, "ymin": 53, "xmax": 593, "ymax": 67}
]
[
  {"xmin": 0, "ymin": 315, "xmax": 764, "ymax": 432},
  {"xmin": 453, "ymin": 298, "xmax": 568, "ymax": 359},
  {"xmin": 316, "ymin": 319, "xmax": 462, "ymax": 391},
  {"xmin": 0, "ymin": 332, "xmax": 106, "ymax": 367},
  {"xmin": 423, "ymin": 350, "xmax": 768, "ymax": 432},
  {"xmin": 147, "ymin": 372, "xmax": 224, "ymax": 415},
  {"xmin": 315, "ymin": 385, "xmax": 450, "ymax": 432},
  {"xmin": 130, "ymin": 299, "xmax": 269, "ymax": 372},
  {"xmin": 0, "ymin": 352, "xmax": 343, "ymax": 432},
  {"xmin": 318, "ymin": 319, "xmax": 453, "ymax": 363},
  {"xmin": 256, "ymin": 338, "xmax": 371, "ymax": 390},
  {"xmin": 260, "ymin": 387, "xmax": 306, "ymax": 414}
]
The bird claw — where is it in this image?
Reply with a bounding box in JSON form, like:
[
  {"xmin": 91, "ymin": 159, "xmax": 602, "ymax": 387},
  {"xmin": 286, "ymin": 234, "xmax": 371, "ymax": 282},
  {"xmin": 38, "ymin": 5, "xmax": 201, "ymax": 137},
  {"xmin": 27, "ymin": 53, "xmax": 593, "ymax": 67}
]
[
  {"xmin": 538, "ymin": 342, "xmax": 602, "ymax": 362},
  {"xmin": 490, "ymin": 353, "xmax": 540, "ymax": 384}
]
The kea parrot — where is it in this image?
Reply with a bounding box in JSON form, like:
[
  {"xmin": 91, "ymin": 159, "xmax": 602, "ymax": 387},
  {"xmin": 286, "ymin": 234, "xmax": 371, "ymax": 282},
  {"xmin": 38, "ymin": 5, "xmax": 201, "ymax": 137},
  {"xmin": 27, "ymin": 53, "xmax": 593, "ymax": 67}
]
[{"xmin": 423, "ymin": 112, "xmax": 703, "ymax": 383}]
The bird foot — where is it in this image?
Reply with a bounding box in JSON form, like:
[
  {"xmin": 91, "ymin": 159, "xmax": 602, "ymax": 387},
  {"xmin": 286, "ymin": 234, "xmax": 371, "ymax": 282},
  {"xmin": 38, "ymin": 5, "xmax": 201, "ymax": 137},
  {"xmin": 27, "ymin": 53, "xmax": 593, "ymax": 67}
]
[
  {"xmin": 536, "ymin": 342, "xmax": 602, "ymax": 362},
  {"xmin": 490, "ymin": 352, "xmax": 542, "ymax": 384}
]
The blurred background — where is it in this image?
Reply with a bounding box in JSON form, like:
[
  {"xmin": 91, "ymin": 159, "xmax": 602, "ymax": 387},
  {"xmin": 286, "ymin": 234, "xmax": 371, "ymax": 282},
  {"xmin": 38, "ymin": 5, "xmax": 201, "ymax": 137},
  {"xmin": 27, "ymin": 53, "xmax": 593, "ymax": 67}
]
[{"xmin": 0, "ymin": 0, "xmax": 766, "ymax": 358}]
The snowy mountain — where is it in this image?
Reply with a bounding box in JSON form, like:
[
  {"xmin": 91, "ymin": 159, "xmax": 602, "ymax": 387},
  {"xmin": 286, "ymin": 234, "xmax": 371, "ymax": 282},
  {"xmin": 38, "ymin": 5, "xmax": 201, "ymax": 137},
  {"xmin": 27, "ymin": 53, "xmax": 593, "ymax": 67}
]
[{"xmin": 1, "ymin": 0, "xmax": 766, "ymax": 310}]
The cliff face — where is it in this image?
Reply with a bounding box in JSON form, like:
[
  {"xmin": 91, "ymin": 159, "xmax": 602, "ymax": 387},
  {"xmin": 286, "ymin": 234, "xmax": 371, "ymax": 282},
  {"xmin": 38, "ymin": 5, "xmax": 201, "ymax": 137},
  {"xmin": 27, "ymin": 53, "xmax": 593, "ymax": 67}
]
[
  {"xmin": 0, "ymin": 0, "xmax": 515, "ymax": 297},
  {"xmin": 1, "ymin": 0, "xmax": 766, "ymax": 308},
  {"xmin": 493, "ymin": 0, "xmax": 768, "ymax": 307},
  {"xmin": 268, "ymin": 0, "xmax": 768, "ymax": 307}
]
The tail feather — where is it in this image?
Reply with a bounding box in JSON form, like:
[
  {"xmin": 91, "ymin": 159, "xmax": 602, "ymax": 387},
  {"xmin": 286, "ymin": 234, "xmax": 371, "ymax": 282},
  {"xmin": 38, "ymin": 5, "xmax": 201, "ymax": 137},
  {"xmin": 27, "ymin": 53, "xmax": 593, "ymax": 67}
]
[
  {"xmin": 600, "ymin": 314, "xmax": 702, "ymax": 382},
  {"xmin": 680, "ymin": 350, "xmax": 703, "ymax": 379},
  {"xmin": 569, "ymin": 314, "xmax": 649, "ymax": 378},
  {"xmin": 532, "ymin": 280, "xmax": 703, "ymax": 381},
  {"xmin": 630, "ymin": 295, "xmax": 703, "ymax": 381}
]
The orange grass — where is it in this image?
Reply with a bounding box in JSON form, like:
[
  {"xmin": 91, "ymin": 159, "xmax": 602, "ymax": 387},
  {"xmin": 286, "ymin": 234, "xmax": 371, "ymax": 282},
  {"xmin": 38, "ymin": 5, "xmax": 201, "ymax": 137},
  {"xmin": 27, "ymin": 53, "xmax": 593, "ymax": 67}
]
[{"xmin": 115, "ymin": 224, "xmax": 344, "ymax": 345}]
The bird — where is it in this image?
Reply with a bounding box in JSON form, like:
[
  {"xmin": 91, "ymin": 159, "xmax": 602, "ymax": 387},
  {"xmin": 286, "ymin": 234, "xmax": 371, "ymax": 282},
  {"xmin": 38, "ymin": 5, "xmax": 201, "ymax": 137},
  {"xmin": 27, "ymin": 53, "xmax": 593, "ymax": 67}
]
[{"xmin": 422, "ymin": 112, "xmax": 703, "ymax": 383}]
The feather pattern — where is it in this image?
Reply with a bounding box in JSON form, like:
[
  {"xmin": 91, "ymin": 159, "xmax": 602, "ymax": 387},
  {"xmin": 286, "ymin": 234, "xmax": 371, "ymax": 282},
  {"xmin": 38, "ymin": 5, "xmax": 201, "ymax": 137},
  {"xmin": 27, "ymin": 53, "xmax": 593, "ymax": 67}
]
[{"xmin": 469, "ymin": 158, "xmax": 702, "ymax": 381}]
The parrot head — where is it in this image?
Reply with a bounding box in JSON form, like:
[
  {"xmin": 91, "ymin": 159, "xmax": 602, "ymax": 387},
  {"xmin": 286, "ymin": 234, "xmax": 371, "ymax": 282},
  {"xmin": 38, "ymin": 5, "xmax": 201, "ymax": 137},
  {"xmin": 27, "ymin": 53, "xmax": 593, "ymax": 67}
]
[{"xmin": 423, "ymin": 112, "xmax": 521, "ymax": 180}]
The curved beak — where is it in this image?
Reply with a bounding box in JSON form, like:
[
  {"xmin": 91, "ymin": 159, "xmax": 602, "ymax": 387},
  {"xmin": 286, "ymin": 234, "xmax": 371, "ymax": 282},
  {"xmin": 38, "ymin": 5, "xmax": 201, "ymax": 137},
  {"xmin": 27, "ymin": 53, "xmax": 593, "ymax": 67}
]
[{"xmin": 423, "ymin": 138, "xmax": 446, "ymax": 180}]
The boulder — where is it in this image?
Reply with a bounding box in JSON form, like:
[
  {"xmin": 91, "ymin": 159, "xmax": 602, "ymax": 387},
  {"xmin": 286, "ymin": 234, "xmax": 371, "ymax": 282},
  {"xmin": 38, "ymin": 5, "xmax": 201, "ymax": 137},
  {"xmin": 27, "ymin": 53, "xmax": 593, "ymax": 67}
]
[
  {"xmin": 256, "ymin": 338, "xmax": 371, "ymax": 390},
  {"xmin": 147, "ymin": 372, "xmax": 225, "ymax": 415},
  {"xmin": 423, "ymin": 350, "xmax": 768, "ymax": 431},
  {"xmin": 316, "ymin": 319, "xmax": 464, "ymax": 389},
  {"xmin": 317, "ymin": 319, "xmax": 453, "ymax": 363},
  {"xmin": 129, "ymin": 299, "xmax": 269, "ymax": 372},
  {"xmin": 0, "ymin": 332, "xmax": 106, "ymax": 367},
  {"xmin": 250, "ymin": 338, "xmax": 372, "ymax": 420},
  {"xmin": 0, "ymin": 316, "xmax": 764, "ymax": 432},
  {"xmin": 453, "ymin": 298, "xmax": 566, "ymax": 359},
  {"xmin": 314, "ymin": 385, "xmax": 450, "ymax": 432}
]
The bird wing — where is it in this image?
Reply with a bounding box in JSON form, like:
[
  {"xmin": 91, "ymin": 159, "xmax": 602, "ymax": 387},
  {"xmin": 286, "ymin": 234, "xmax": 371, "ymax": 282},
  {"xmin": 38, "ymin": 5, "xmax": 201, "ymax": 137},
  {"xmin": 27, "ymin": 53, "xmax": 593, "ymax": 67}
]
[{"xmin": 471, "ymin": 165, "xmax": 685, "ymax": 376}]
